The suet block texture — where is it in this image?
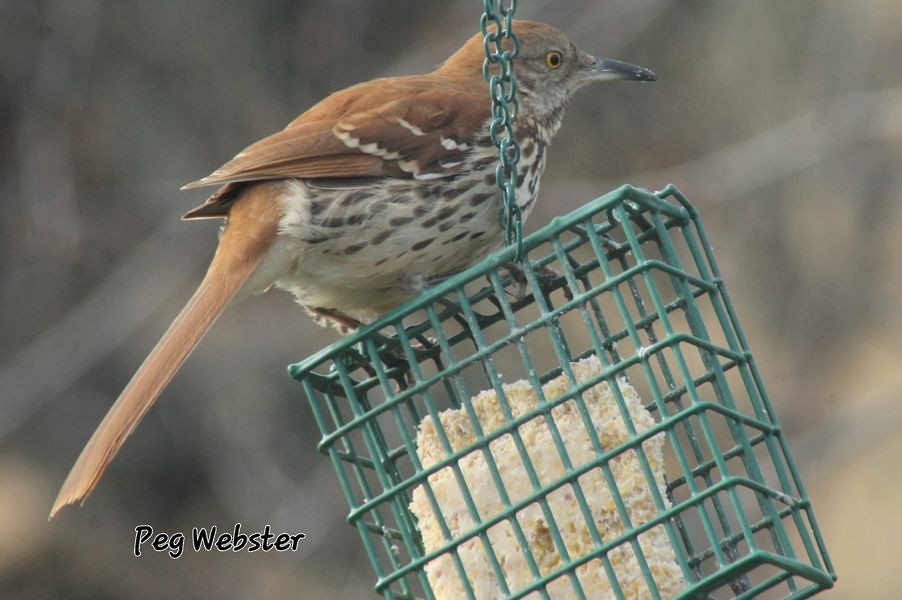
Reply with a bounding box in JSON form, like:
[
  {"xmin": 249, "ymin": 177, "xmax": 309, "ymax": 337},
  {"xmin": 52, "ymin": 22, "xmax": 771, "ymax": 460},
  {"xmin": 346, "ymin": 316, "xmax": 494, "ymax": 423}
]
[{"xmin": 410, "ymin": 355, "xmax": 685, "ymax": 598}]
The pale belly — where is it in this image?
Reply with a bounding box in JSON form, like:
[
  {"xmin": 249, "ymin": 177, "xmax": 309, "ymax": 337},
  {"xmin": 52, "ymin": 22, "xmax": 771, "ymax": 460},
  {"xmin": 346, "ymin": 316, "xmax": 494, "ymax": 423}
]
[{"xmin": 245, "ymin": 160, "xmax": 543, "ymax": 321}]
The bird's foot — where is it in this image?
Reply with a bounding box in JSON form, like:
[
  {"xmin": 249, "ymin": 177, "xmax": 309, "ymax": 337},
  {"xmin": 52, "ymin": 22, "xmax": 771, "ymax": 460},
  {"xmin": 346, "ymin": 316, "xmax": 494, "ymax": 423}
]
[{"xmin": 499, "ymin": 261, "xmax": 573, "ymax": 302}]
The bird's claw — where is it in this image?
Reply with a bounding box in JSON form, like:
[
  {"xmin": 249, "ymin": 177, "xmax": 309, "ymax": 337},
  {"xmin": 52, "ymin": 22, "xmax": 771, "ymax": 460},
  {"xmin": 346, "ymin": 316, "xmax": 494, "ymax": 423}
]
[{"xmin": 498, "ymin": 261, "xmax": 573, "ymax": 303}]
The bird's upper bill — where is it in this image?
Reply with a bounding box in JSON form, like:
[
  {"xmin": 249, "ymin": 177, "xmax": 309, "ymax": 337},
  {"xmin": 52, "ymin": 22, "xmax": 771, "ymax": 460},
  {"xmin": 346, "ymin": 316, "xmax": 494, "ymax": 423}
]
[{"xmin": 583, "ymin": 56, "xmax": 657, "ymax": 83}]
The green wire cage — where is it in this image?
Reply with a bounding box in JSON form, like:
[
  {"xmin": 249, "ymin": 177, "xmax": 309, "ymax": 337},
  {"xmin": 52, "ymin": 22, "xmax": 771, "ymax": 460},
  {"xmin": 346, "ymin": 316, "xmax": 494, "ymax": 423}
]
[{"xmin": 289, "ymin": 184, "xmax": 836, "ymax": 599}]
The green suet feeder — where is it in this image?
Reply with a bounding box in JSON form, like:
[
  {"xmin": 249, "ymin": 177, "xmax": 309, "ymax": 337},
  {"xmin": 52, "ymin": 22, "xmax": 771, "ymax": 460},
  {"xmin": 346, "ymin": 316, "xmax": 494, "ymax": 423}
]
[{"xmin": 288, "ymin": 4, "xmax": 835, "ymax": 598}]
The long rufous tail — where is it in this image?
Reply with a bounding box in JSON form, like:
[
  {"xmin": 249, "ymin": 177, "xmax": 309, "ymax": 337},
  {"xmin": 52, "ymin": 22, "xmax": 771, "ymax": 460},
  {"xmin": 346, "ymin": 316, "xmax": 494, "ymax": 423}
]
[{"xmin": 50, "ymin": 184, "xmax": 282, "ymax": 519}]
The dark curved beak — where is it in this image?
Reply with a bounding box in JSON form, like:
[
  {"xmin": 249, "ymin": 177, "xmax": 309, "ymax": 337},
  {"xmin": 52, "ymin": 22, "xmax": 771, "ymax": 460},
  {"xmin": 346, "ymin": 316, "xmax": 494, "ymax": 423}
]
[{"xmin": 588, "ymin": 57, "xmax": 657, "ymax": 82}]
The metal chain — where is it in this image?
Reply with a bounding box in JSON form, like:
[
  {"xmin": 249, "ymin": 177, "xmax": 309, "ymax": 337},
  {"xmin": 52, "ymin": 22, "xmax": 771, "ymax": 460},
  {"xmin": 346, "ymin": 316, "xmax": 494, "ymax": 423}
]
[{"xmin": 480, "ymin": 1, "xmax": 524, "ymax": 259}]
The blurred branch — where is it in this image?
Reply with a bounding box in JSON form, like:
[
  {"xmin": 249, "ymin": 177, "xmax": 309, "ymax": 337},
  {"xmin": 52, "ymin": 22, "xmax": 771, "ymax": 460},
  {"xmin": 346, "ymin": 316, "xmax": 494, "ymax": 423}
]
[
  {"xmin": 17, "ymin": 0, "xmax": 102, "ymax": 256},
  {"xmin": 0, "ymin": 214, "xmax": 212, "ymax": 440},
  {"xmin": 567, "ymin": 0, "xmax": 672, "ymax": 49},
  {"xmin": 636, "ymin": 86, "xmax": 902, "ymax": 200},
  {"xmin": 523, "ymin": 0, "xmax": 672, "ymax": 51},
  {"xmin": 557, "ymin": 87, "xmax": 902, "ymax": 202}
]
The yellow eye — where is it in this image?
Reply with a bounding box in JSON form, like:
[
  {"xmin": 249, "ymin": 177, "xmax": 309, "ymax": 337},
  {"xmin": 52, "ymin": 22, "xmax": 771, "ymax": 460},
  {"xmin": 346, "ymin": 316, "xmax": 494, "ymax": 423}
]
[{"xmin": 545, "ymin": 51, "xmax": 563, "ymax": 69}]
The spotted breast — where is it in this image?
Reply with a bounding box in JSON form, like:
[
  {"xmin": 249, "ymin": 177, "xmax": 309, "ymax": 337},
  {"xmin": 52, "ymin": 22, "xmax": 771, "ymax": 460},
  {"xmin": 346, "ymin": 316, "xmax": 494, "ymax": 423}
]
[{"xmin": 257, "ymin": 118, "xmax": 552, "ymax": 324}]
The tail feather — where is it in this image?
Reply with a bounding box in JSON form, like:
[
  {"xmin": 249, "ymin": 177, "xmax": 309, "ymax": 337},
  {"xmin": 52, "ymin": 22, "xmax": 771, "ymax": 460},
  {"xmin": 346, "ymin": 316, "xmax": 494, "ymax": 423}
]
[{"xmin": 50, "ymin": 184, "xmax": 282, "ymax": 518}]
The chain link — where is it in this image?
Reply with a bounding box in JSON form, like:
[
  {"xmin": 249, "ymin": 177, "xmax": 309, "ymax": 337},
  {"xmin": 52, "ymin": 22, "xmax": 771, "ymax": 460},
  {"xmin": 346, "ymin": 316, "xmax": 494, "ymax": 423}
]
[{"xmin": 481, "ymin": 0, "xmax": 524, "ymax": 259}]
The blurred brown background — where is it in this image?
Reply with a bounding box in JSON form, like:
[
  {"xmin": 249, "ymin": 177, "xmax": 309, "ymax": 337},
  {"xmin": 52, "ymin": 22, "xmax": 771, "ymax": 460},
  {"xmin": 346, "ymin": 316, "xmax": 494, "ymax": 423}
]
[{"xmin": 1, "ymin": 0, "xmax": 899, "ymax": 597}]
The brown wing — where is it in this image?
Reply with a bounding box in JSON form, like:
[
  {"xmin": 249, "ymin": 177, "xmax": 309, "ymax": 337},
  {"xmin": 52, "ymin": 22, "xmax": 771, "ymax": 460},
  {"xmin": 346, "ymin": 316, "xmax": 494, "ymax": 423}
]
[
  {"xmin": 182, "ymin": 75, "xmax": 490, "ymax": 219},
  {"xmin": 182, "ymin": 120, "xmax": 387, "ymax": 189}
]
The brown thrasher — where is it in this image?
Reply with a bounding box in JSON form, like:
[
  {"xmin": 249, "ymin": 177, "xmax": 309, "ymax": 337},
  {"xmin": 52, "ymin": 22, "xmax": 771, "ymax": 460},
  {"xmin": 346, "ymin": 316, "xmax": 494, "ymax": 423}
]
[{"xmin": 50, "ymin": 20, "xmax": 655, "ymax": 517}]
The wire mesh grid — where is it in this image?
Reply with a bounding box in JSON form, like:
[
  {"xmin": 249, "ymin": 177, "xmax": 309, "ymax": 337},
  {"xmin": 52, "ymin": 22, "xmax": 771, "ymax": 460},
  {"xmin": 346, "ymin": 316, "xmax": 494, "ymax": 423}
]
[{"xmin": 289, "ymin": 185, "xmax": 835, "ymax": 599}]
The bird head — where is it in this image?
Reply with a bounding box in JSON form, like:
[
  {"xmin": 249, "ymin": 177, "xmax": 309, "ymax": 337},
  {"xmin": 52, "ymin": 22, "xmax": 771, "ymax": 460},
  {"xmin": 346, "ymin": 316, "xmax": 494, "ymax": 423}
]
[{"xmin": 440, "ymin": 20, "xmax": 656, "ymax": 127}]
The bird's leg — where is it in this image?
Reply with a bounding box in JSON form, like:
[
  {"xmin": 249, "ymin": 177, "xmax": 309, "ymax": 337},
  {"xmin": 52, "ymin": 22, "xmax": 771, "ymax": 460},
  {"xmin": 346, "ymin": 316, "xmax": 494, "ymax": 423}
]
[
  {"xmin": 303, "ymin": 306, "xmax": 414, "ymax": 387},
  {"xmin": 304, "ymin": 306, "xmax": 364, "ymax": 335}
]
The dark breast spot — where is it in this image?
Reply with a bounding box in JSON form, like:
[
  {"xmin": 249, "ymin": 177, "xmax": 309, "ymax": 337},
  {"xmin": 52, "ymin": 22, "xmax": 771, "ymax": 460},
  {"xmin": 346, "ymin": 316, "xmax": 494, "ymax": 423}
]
[
  {"xmin": 472, "ymin": 156, "xmax": 496, "ymax": 170},
  {"xmin": 456, "ymin": 179, "xmax": 477, "ymax": 194},
  {"xmin": 316, "ymin": 216, "xmax": 345, "ymax": 228},
  {"xmin": 340, "ymin": 190, "xmax": 370, "ymax": 206},
  {"xmin": 308, "ymin": 201, "xmax": 328, "ymax": 215},
  {"xmin": 370, "ymin": 200, "xmax": 389, "ymax": 216},
  {"xmin": 344, "ymin": 243, "xmax": 367, "ymax": 254},
  {"xmin": 390, "ymin": 216, "xmax": 413, "ymax": 227},
  {"xmin": 371, "ymin": 230, "xmax": 392, "ymax": 245},
  {"xmin": 411, "ymin": 238, "xmax": 434, "ymax": 251},
  {"xmin": 423, "ymin": 205, "xmax": 460, "ymax": 227},
  {"xmin": 459, "ymin": 211, "xmax": 478, "ymax": 223},
  {"xmin": 469, "ymin": 193, "xmax": 493, "ymax": 207}
]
